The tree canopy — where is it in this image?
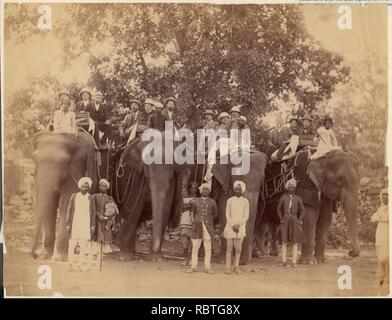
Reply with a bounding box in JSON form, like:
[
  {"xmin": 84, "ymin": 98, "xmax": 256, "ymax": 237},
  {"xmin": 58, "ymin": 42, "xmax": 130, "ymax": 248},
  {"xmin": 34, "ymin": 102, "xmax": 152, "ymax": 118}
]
[{"xmin": 5, "ymin": 3, "xmax": 349, "ymax": 131}]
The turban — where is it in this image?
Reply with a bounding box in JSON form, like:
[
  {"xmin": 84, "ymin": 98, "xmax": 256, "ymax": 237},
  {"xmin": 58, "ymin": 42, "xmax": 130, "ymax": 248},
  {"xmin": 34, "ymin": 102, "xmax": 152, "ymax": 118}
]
[
  {"xmin": 238, "ymin": 115, "xmax": 247, "ymax": 122},
  {"xmin": 285, "ymin": 178, "xmax": 297, "ymax": 190},
  {"xmin": 199, "ymin": 183, "xmax": 211, "ymax": 193},
  {"xmin": 99, "ymin": 179, "xmax": 110, "ymax": 189},
  {"xmin": 78, "ymin": 177, "xmax": 92, "ymax": 189},
  {"xmin": 233, "ymin": 180, "xmax": 246, "ymax": 193}
]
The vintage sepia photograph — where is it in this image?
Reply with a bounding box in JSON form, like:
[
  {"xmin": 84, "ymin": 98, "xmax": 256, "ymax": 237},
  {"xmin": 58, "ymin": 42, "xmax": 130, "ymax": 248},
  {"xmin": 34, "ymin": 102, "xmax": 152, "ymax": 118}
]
[{"xmin": 1, "ymin": 1, "xmax": 390, "ymax": 298}]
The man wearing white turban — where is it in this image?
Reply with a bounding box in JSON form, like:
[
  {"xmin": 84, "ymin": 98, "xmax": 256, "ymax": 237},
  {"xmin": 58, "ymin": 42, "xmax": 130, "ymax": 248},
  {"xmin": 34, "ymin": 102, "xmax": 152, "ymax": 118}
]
[
  {"xmin": 187, "ymin": 183, "xmax": 218, "ymax": 274},
  {"xmin": 94, "ymin": 178, "xmax": 119, "ymax": 254},
  {"xmin": 66, "ymin": 177, "xmax": 96, "ymax": 271},
  {"xmin": 371, "ymin": 188, "xmax": 389, "ymax": 288},
  {"xmin": 224, "ymin": 181, "xmax": 249, "ymax": 274},
  {"xmin": 277, "ymin": 178, "xmax": 305, "ymax": 267},
  {"xmin": 77, "ymin": 177, "xmax": 93, "ymax": 189}
]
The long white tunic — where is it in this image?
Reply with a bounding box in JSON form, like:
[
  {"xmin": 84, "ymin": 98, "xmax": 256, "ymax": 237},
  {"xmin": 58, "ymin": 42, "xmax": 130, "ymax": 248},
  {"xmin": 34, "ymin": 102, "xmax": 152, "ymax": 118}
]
[
  {"xmin": 311, "ymin": 127, "xmax": 339, "ymax": 159},
  {"xmin": 53, "ymin": 109, "xmax": 76, "ymax": 134},
  {"xmin": 71, "ymin": 193, "xmax": 91, "ymax": 240},
  {"xmin": 224, "ymin": 196, "xmax": 249, "ymax": 239},
  {"xmin": 371, "ymin": 205, "xmax": 389, "ymax": 260}
]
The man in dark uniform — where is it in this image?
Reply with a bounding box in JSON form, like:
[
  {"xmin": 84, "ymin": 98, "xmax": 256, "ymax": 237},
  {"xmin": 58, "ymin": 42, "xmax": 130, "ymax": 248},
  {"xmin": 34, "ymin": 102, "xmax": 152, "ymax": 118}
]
[
  {"xmin": 86, "ymin": 91, "xmax": 112, "ymax": 146},
  {"xmin": 299, "ymin": 115, "xmax": 317, "ymax": 147},
  {"xmin": 74, "ymin": 88, "xmax": 94, "ymax": 132},
  {"xmin": 147, "ymin": 101, "xmax": 166, "ymax": 131}
]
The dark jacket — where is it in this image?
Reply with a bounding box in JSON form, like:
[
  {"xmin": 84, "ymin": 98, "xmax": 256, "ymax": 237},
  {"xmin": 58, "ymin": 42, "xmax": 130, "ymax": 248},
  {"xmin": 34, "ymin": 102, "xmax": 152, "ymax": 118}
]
[
  {"xmin": 148, "ymin": 111, "xmax": 167, "ymax": 131},
  {"xmin": 277, "ymin": 193, "xmax": 305, "ymax": 243},
  {"xmin": 191, "ymin": 197, "xmax": 218, "ymax": 239},
  {"xmin": 75, "ymin": 100, "xmax": 94, "ymax": 113},
  {"xmin": 85, "ymin": 103, "xmax": 111, "ymax": 123},
  {"xmin": 65, "ymin": 193, "xmax": 97, "ymax": 236}
]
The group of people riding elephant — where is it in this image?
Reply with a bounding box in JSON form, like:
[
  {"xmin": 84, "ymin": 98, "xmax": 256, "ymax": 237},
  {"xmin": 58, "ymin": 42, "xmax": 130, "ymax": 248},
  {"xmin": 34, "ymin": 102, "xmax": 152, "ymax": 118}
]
[{"xmin": 31, "ymin": 90, "xmax": 361, "ymax": 267}]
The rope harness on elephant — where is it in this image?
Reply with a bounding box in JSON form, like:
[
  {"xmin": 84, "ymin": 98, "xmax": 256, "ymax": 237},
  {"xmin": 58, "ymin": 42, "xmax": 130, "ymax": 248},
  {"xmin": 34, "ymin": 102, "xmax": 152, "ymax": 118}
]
[{"xmin": 264, "ymin": 151, "xmax": 303, "ymax": 200}]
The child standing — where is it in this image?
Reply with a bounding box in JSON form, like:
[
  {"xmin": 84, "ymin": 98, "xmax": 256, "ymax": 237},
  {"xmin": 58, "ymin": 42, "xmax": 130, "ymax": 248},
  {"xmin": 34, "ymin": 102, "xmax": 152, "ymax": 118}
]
[
  {"xmin": 371, "ymin": 188, "xmax": 389, "ymax": 288},
  {"xmin": 224, "ymin": 181, "xmax": 249, "ymax": 274},
  {"xmin": 94, "ymin": 179, "xmax": 119, "ymax": 254},
  {"xmin": 277, "ymin": 179, "xmax": 305, "ymax": 268},
  {"xmin": 180, "ymin": 182, "xmax": 199, "ymax": 266},
  {"xmin": 66, "ymin": 177, "xmax": 96, "ymax": 271},
  {"xmin": 187, "ymin": 183, "xmax": 218, "ymax": 274}
]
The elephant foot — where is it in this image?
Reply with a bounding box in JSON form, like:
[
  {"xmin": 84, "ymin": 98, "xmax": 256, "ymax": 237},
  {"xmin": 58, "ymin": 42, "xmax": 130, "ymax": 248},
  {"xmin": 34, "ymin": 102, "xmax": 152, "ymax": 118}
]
[
  {"xmin": 37, "ymin": 251, "xmax": 52, "ymax": 260},
  {"xmin": 269, "ymin": 251, "xmax": 278, "ymax": 257},
  {"xmin": 239, "ymin": 253, "xmax": 251, "ymax": 265},
  {"xmin": 348, "ymin": 250, "xmax": 360, "ymax": 258},
  {"xmin": 31, "ymin": 251, "xmax": 38, "ymax": 260},
  {"xmin": 148, "ymin": 253, "xmax": 164, "ymax": 262},
  {"xmin": 253, "ymin": 250, "xmax": 266, "ymax": 259},
  {"xmin": 315, "ymin": 256, "xmax": 326, "ymax": 264},
  {"xmin": 298, "ymin": 256, "xmax": 317, "ymax": 265},
  {"xmin": 118, "ymin": 253, "xmax": 135, "ymax": 261},
  {"xmin": 52, "ymin": 254, "xmax": 68, "ymax": 262}
]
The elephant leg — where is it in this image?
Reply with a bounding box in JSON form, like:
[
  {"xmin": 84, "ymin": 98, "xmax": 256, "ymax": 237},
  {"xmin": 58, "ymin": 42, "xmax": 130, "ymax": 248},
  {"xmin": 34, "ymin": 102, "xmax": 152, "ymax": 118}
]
[
  {"xmin": 42, "ymin": 207, "xmax": 57, "ymax": 258},
  {"xmin": 150, "ymin": 178, "xmax": 174, "ymax": 261},
  {"xmin": 55, "ymin": 192, "xmax": 73, "ymax": 260},
  {"xmin": 299, "ymin": 205, "xmax": 319, "ymax": 264},
  {"xmin": 341, "ymin": 188, "xmax": 360, "ymax": 257},
  {"xmin": 218, "ymin": 194, "xmax": 228, "ymax": 261},
  {"xmin": 315, "ymin": 197, "xmax": 333, "ymax": 263},
  {"xmin": 254, "ymin": 219, "xmax": 268, "ymax": 257},
  {"xmin": 269, "ymin": 223, "xmax": 279, "ymax": 256},
  {"xmin": 118, "ymin": 199, "xmax": 145, "ymax": 260},
  {"xmin": 240, "ymin": 208, "xmax": 256, "ymax": 265}
]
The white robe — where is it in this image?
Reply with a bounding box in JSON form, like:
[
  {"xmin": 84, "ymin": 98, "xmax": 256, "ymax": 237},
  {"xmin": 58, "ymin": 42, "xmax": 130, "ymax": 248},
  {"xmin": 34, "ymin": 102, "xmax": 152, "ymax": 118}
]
[
  {"xmin": 224, "ymin": 196, "xmax": 249, "ymax": 239},
  {"xmin": 71, "ymin": 193, "xmax": 91, "ymax": 240},
  {"xmin": 53, "ymin": 110, "xmax": 76, "ymax": 134}
]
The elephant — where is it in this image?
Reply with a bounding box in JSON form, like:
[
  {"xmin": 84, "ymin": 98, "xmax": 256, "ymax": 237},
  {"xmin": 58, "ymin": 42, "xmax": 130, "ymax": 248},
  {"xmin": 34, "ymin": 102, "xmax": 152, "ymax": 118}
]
[
  {"xmin": 111, "ymin": 134, "xmax": 183, "ymax": 261},
  {"xmin": 31, "ymin": 131, "xmax": 101, "ymax": 259},
  {"xmin": 256, "ymin": 149, "xmax": 360, "ymax": 264},
  {"xmin": 191, "ymin": 150, "xmax": 267, "ymax": 265}
]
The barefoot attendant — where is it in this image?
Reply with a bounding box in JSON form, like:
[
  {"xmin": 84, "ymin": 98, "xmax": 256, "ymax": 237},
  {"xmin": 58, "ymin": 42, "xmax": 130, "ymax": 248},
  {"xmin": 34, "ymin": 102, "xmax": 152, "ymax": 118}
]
[
  {"xmin": 66, "ymin": 177, "xmax": 97, "ymax": 271},
  {"xmin": 371, "ymin": 188, "xmax": 389, "ymax": 288},
  {"xmin": 224, "ymin": 181, "xmax": 249, "ymax": 274},
  {"xmin": 187, "ymin": 183, "xmax": 218, "ymax": 274},
  {"xmin": 94, "ymin": 179, "xmax": 119, "ymax": 254},
  {"xmin": 180, "ymin": 182, "xmax": 199, "ymax": 266}
]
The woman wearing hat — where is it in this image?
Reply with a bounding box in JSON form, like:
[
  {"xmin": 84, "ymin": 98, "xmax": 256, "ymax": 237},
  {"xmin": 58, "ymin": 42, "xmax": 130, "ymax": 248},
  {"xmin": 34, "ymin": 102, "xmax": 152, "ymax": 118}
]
[
  {"xmin": 148, "ymin": 101, "xmax": 166, "ymax": 131},
  {"xmin": 53, "ymin": 99, "xmax": 76, "ymax": 134},
  {"xmin": 203, "ymin": 109, "xmax": 218, "ymax": 130},
  {"xmin": 217, "ymin": 112, "xmax": 230, "ymax": 130},
  {"xmin": 311, "ymin": 116, "xmax": 340, "ymax": 160},
  {"xmin": 66, "ymin": 177, "xmax": 97, "ymax": 271},
  {"xmin": 75, "ymin": 88, "xmax": 93, "ymax": 113},
  {"xmin": 94, "ymin": 179, "xmax": 119, "ymax": 254},
  {"xmin": 277, "ymin": 178, "xmax": 305, "ymax": 267},
  {"xmin": 224, "ymin": 181, "xmax": 249, "ymax": 274},
  {"xmin": 228, "ymin": 105, "xmax": 242, "ymax": 130},
  {"xmin": 120, "ymin": 99, "xmax": 142, "ymax": 139}
]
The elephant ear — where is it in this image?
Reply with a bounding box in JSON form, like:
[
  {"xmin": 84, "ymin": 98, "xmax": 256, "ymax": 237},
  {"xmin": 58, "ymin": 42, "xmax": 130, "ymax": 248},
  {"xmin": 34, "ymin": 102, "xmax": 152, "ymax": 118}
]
[
  {"xmin": 123, "ymin": 139, "xmax": 149, "ymax": 177},
  {"xmin": 212, "ymin": 163, "xmax": 231, "ymax": 194},
  {"xmin": 307, "ymin": 158, "xmax": 327, "ymax": 191}
]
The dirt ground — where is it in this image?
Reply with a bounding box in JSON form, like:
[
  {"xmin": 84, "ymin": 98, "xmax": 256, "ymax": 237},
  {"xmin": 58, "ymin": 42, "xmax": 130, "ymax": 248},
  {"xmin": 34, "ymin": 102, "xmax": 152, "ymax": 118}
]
[
  {"xmin": 3, "ymin": 208, "xmax": 389, "ymax": 297},
  {"xmin": 4, "ymin": 244, "xmax": 389, "ymax": 297}
]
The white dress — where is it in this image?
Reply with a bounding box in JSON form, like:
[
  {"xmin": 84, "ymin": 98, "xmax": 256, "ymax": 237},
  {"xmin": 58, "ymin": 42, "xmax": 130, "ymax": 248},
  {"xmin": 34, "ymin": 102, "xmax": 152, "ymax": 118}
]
[
  {"xmin": 224, "ymin": 196, "xmax": 249, "ymax": 239},
  {"xmin": 311, "ymin": 127, "xmax": 340, "ymax": 159},
  {"xmin": 371, "ymin": 205, "xmax": 389, "ymax": 261},
  {"xmin": 53, "ymin": 110, "xmax": 76, "ymax": 134},
  {"xmin": 71, "ymin": 193, "xmax": 91, "ymax": 240}
]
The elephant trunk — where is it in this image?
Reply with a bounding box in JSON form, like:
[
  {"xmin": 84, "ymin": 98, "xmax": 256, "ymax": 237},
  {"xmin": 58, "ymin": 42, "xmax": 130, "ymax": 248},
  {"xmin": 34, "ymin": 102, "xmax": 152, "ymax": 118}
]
[
  {"xmin": 32, "ymin": 164, "xmax": 64, "ymax": 258},
  {"xmin": 341, "ymin": 187, "xmax": 360, "ymax": 257}
]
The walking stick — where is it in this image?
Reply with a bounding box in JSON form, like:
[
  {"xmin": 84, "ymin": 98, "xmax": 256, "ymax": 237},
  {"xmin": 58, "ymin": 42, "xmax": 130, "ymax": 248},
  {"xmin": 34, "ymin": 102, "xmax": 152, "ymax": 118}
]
[{"xmin": 100, "ymin": 241, "xmax": 103, "ymax": 271}]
